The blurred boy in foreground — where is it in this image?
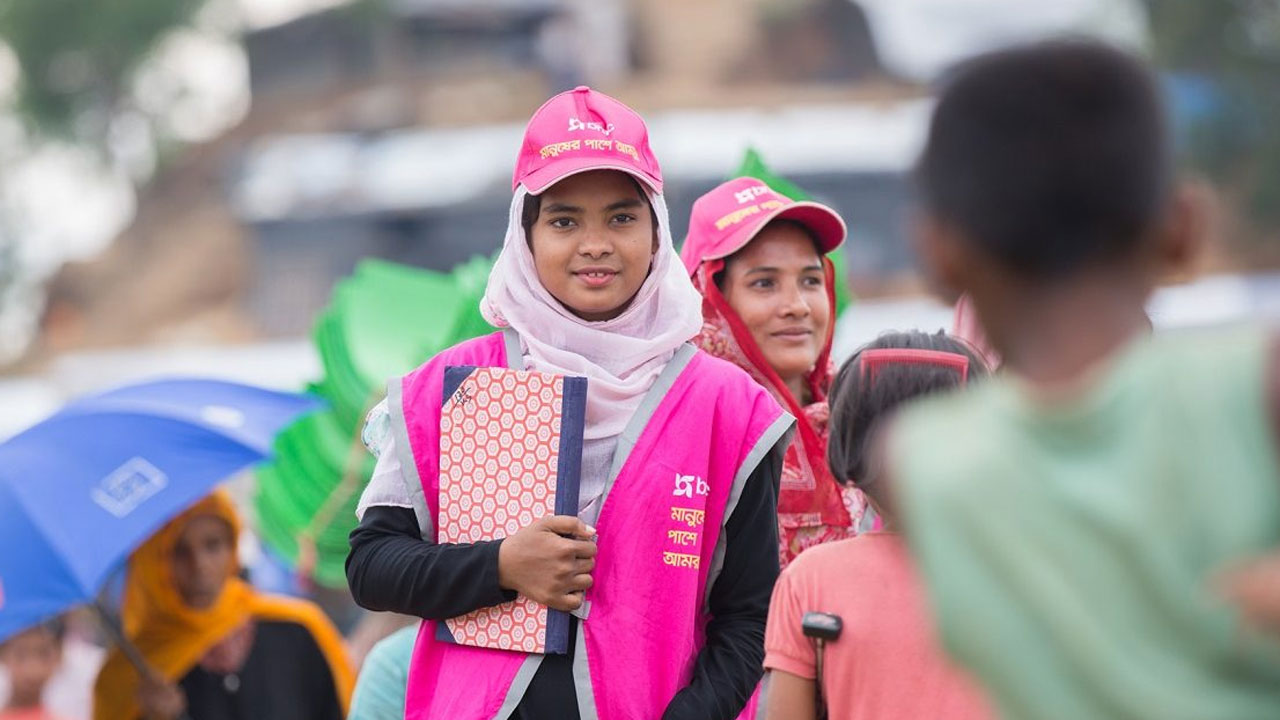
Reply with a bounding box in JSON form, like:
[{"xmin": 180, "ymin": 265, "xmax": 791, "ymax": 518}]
[{"xmin": 891, "ymin": 39, "xmax": 1280, "ymax": 720}]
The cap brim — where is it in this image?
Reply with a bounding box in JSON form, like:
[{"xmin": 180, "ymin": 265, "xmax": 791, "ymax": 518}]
[
  {"xmin": 769, "ymin": 202, "xmax": 847, "ymax": 253},
  {"xmin": 705, "ymin": 201, "xmax": 847, "ymax": 263},
  {"xmin": 519, "ymin": 159, "xmax": 663, "ymax": 195}
]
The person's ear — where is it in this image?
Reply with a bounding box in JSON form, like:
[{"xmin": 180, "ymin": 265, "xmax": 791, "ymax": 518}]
[
  {"xmin": 1151, "ymin": 179, "xmax": 1211, "ymax": 285},
  {"xmin": 912, "ymin": 211, "xmax": 968, "ymax": 305}
]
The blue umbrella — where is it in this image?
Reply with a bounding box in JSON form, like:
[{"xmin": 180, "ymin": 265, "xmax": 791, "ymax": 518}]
[{"xmin": 0, "ymin": 378, "xmax": 323, "ymax": 645}]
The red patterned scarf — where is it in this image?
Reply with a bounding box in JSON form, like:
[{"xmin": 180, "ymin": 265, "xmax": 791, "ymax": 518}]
[{"xmin": 689, "ymin": 257, "xmax": 853, "ymax": 564}]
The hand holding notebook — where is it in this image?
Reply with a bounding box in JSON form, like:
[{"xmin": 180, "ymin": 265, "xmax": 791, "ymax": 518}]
[
  {"xmin": 437, "ymin": 365, "xmax": 588, "ymax": 654},
  {"xmin": 497, "ymin": 515, "xmax": 597, "ymax": 612}
]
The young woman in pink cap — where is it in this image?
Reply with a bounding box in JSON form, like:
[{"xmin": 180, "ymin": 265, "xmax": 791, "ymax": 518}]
[
  {"xmin": 680, "ymin": 178, "xmax": 868, "ymax": 569},
  {"xmin": 347, "ymin": 87, "xmax": 793, "ymax": 720}
]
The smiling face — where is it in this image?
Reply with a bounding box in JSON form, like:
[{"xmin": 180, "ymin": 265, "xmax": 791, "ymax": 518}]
[
  {"xmin": 170, "ymin": 514, "xmax": 235, "ymax": 610},
  {"xmin": 526, "ymin": 170, "xmax": 659, "ymax": 322},
  {"xmin": 720, "ymin": 221, "xmax": 830, "ymax": 396}
]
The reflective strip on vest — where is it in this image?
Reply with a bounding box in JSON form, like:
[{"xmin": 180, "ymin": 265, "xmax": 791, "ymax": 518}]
[
  {"xmin": 386, "ymin": 376, "xmax": 432, "ymax": 540},
  {"xmin": 571, "ymin": 342, "xmax": 699, "ymax": 719}
]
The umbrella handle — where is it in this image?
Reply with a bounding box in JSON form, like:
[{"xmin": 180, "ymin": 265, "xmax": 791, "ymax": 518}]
[
  {"xmin": 93, "ymin": 600, "xmax": 195, "ymax": 720},
  {"xmin": 93, "ymin": 599, "xmax": 154, "ymax": 678}
]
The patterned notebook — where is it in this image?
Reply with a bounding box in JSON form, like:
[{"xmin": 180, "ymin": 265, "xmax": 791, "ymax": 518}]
[{"xmin": 435, "ymin": 365, "xmax": 587, "ymax": 654}]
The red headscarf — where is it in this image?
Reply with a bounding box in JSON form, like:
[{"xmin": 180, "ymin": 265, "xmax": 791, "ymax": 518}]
[
  {"xmin": 681, "ymin": 177, "xmax": 868, "ymax": 565},
  {"xmin": 687, "ymin": 254, "xmax": 859, "ymax": 565}
]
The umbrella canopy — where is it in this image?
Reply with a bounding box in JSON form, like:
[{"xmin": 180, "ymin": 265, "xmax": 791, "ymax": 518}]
[{"xmin": 0, "ymin": 378, "xmax": 322, "ymax": 642}]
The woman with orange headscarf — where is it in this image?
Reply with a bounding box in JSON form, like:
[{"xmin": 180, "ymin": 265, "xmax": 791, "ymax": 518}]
[
  {"xmin": 92, "ymin": 491, "xmax": 353, "ymax": 720},
  {"xmin": 682, "ymin": 177, "xmax": 871, "ymax": 568}
]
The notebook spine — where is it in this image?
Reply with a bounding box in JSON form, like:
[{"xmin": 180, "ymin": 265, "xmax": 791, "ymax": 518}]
[
  {"xmin": 554, "ymin": 376, "xmax": 588, "ymax": 517},
  {"xmin": 546, "ymin": 375, "xmax": 587, "ymax": 654}
]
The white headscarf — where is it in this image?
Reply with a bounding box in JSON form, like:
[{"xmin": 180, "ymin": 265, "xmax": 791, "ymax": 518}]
[{"xmin": 481, "ymin": 181, "xmax": 704, "ymax": 440}]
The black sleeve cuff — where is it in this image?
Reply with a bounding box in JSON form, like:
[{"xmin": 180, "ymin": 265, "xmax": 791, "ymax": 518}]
[{"xmin": 479, "ymin": 537, "xmax": 520, "ymax": 606}]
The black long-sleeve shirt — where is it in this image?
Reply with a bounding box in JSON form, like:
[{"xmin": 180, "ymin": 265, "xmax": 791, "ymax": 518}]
[{"xmin": 347, "ymin": 446, "xmax": 783, "ymax": 720}]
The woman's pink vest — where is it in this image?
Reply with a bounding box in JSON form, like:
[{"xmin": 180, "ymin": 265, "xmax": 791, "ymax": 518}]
[{"xmin": 385, "ymin": 330, "xmax": 791, "ymax": 720}]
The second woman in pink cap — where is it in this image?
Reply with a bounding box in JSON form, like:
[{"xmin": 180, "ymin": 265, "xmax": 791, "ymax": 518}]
[
  {"xmin": 681, "ymin": 178, "xmax": 870, "ymax": 569},
  {"xmin": 348, "ymin": 87, "xmax": 792, "ymax": 720}
]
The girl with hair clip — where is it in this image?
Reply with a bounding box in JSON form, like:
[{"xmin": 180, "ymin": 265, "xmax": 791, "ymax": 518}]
[
  {"xmin": 347, "ymin": 87, "xmax": 794, "ymax": 720},
  {"xmin": 763, "ymin": 331, "xmax": 993, "ymax": 720}
]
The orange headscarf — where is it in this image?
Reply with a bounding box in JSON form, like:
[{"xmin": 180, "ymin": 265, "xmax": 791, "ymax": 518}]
[{"xmin": 92, "ymin": 491, "xmax": 354, "ymax": 719}]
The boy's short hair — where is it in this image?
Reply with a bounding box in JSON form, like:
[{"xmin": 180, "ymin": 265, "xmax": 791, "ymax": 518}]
[{"xmin": 916, "ymin": 39, "xmax": 1172, "ymax": 280}]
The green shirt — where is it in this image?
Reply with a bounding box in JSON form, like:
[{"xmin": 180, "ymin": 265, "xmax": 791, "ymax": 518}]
[{"xmin": 895, "ymin": 326, "xmax": 1280, "ymax": 720}]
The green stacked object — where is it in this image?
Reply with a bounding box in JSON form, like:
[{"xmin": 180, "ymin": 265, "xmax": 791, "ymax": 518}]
[
  {"xmin": 255, "ymin": 255, "xmax": 495, "ymax": 588},
  {"xmin": 733, "ymin": 148, "xmax": 855, "ymax": 316}
]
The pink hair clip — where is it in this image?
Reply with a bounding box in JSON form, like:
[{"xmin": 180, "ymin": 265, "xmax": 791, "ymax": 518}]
[{"xmin": 860, "ymin": 348, "xmax": 970, "ymax": 384}]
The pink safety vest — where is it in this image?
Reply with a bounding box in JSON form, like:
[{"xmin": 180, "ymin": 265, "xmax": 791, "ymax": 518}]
[{"xmin": 385, "ymin": 330, "xmax": 792, "ymax": 720}]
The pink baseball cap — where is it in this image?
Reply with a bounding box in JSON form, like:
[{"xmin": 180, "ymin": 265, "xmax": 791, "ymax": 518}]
[
  {"xmin": 513, "ymin": 86, "xmax": 663, "ymax": 195},
  {"xmin": 680, "ymin": 177, "xmax": 847, "ymax": 274}
]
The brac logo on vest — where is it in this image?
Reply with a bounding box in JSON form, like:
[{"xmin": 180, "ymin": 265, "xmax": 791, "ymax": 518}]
[{"xmin": 673, "ymin": 474, "xmax": 709, "ymax": 499}]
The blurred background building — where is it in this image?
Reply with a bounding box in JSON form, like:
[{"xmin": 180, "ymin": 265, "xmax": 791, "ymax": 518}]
[{"xmin": 1, "ymin": 0, "xmax": 1279, "ymax": 433}]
